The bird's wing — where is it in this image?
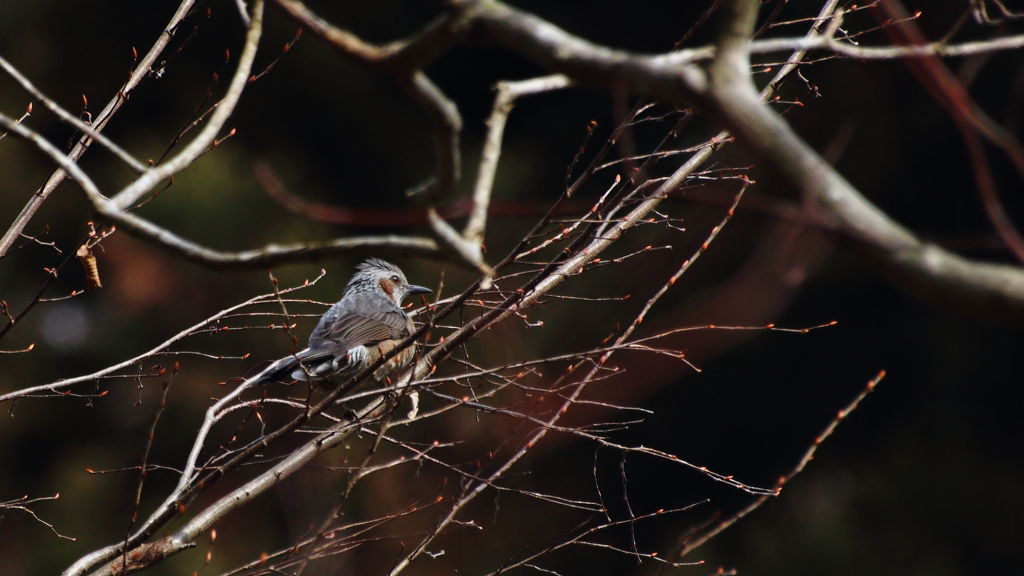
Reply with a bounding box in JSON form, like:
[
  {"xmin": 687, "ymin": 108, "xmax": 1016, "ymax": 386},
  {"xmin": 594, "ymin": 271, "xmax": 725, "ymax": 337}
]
[{"xmin": 308, "ymin": 293, "xmax": 411, "ymax": 354}]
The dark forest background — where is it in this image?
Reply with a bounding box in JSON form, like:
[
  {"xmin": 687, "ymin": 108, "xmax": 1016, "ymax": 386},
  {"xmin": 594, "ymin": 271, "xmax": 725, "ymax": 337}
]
[{"xmin": 1, "ymin": 1, "xmax": 1022, "ymax": 574}]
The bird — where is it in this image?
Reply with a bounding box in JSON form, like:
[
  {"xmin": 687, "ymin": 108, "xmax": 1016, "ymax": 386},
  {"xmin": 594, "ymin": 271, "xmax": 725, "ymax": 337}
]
[{"xmin": 254, "ymin": 258, "xmax": 431, "ymax": 387}]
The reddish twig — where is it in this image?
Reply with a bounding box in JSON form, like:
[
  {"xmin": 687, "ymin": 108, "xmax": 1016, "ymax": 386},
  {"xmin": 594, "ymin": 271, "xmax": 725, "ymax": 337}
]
[
  {"xmin": 876, "ymin": 0, "xmax": 1024, "ymax": 264},
  {"xmin": 671, "ymin": 370, "xmax": 886, "ymax": 559}
]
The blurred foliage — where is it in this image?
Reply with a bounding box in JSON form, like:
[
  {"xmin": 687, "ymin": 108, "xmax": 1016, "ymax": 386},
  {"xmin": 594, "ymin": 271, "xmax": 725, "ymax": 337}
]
[{"xmin": 1, "ymin": 0, "xmax": 1023, "ymax": 575}]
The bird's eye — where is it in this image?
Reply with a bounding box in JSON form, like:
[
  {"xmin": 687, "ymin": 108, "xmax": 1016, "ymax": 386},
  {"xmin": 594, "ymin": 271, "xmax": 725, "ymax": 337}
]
[{"xmin": 391, "ymin": 275, "xmax": 400, "ymax": 283}]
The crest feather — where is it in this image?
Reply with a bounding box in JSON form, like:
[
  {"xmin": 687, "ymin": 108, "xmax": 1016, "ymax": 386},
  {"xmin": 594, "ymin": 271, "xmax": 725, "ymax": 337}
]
[
  {"xmin": 346, "ymin": 259, "xmax": 407, "ymax": 293},
  {"xmin": 358, "ymin": 258, "xmax": 402, "ymax": 275}
]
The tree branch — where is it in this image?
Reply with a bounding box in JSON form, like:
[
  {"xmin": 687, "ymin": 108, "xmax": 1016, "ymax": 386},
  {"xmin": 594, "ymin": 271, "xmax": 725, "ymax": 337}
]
[
  {"xmin": 0, "ymin": 113, "xmax": 446, "ymax": 270},
  {"xmin": 110, "ymin": 0, "xmax": 264, "ymax": 211},
  {"xmin": 0, "ymin": 0, "xmax": 198, "ymax": 257},
  {"xmin": 0, "ymin": 56, "xmax": 148, "ymax": 174},
  {"xmin": 464, "ymin": 75, "xmax": 571, "ymax": 246},
  {"xmin": 438, "ymin": 0, "xmax": 1024, "ymax": 324},
  {"xmin": 427, "ymin": 206, "xmax": 493, "ymax": 279},
  {"xmin": 400, "ymin": 71, "xmax": 462, "ymax": 201},
  {"xmin": 874, "ymin": 0, "xmax": 1024, "ymax": 264},
  {"xmin": 462, "ymin": 0, "xmax": 708, "ymax": 103},
  {"xmin": 743, "ymin": 29, "xmax": 1024, "ymax": 60},
  {"xmin": 269, "ymin": 0, "xmax": 474, "ymax": 75},
  {"xmin": 703, "ymin": 0, "xmax": 1024, "ymax": 324}
]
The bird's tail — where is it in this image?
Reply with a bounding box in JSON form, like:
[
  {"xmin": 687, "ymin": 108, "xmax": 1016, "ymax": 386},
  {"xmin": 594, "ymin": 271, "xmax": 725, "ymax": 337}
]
[{"xmin": 248, "ymin": 354, "xmax": 303, "ymax": 386}]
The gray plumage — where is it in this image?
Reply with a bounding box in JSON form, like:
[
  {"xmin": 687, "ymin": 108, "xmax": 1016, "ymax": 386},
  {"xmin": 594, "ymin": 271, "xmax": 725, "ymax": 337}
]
[{"xmin": 256, "ymin": 259, "xmax": 430, "ymax": 386}]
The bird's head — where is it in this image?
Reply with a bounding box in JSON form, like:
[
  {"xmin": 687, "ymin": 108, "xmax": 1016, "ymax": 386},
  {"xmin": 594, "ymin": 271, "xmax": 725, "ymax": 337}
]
[{"xmin": 347, "ymin": 258, "xmax": 431, "ymax": 306}]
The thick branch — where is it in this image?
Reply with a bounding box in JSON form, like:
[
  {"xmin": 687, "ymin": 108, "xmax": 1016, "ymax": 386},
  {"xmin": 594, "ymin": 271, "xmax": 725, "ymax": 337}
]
[
  {"xmin": 874, "ymin": 0, "xmax": 1024, "ymax": 264},
  {"xmin": 463, "ymin": 0, "xmax": 708, "ymax": 102},
  {"xmin": 400, "ymin": 71, "xmax": 462, "ymax": 201},
  {"xmin": 269, "ymin": 0, "xmax": 474, "ymax": 75},
  {"xmin": 457, "ymin": 0, "xmax": 1024, "ymax": 324},
  {"xmin": 271, "ymin": 0, "xmax": 469, "ymax": 205},
  {"xmin": 109, "ymin": 220, "xmax": 444, "ymax": 268},
  {"xmin": 464, "ymin": 75, "xmax": 571, "ymax": 245},
  {"xmin": 427, "ymin": 206, "xmax": 492, "ymax": 278},
  {"xmin": 89, "ymin": 399, "xmax": 382, "ymax": 576},
  {"xmin": 97, "ymin": 189, "xmax": 445, "ymax": 266},
  {"xmin": 706, "ymin": 0, "xmax": 1024, "ymax": 324}
]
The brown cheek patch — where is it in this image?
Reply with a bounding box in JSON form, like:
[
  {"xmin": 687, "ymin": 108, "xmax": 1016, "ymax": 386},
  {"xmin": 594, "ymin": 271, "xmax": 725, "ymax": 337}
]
[{"xmin": 378, "ymin": 278, "xmax": 395, "ymax": 298}]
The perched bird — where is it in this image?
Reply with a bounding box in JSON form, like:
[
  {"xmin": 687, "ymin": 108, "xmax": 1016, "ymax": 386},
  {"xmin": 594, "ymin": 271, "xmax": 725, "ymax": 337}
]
[{"xmin": 255, "ymin": 258, "xmax": 431, "ymax": 387}]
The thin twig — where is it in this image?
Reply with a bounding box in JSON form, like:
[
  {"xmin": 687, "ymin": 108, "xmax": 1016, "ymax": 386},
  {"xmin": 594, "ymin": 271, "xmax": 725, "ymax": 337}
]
[
  {"xmin": 673, "ymin": 370, "xmax": 886, "ymax": 558},
  {"xmin": 0, "ymin": 0, "xmax": 199, "ymax": 257},
  {"xmin": 0, "ymin": 56, "xmax": 147, "ymax": 173}
]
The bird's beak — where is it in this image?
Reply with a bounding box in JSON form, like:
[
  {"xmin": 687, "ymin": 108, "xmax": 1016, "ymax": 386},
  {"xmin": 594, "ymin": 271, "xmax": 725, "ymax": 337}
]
[{"xmin": 406, "ymin": 285, "xmax": 432, "ymax": 295}]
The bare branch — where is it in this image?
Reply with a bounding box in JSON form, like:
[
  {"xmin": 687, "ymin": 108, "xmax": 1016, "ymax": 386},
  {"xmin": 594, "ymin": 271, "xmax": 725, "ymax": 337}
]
[
  {"xmin": 0, "ymin": 100, "xmax": 31, "ymax": 143},
  {"xmin": 91, "ymin": 214, "xmax": 445, "ymax": 269},
  {"xmin": 464, "ymin": 75, "xmax": 572, "ymax": 246},
  {"xmin": 673, "ymin": 370, "xmax": 886, "ymax": 559},
  {"xmin": 427, "ymin": 206, "xmax": 494, "ymax": 280},
  {"xmin": 400, "ymin": 71, "xmax": 463, "ymax": 201},
  {"xmin": 0, "ymin": 275, "xmax": 324, "ymax": 404},
  {"xmin": 233, "ymin": 0, "xmax": 251, "ymax": 26},
  {"xmin": 1, "ymin": 494, "xmax": 74, "ymax": 541},
  {"xmin": 0, "ymin": 113, "xmax": 446, "ymax": 270},
  {"xmin": 462, "ymin": 0, "xmax": 708, "ymax": 103},
  {"xmin": 109, "ymin": 0, "xmax": 264, "ymax": 211},
  {"xmin": 0, "ymin": 55, "xmax": 148, "ymax": 174},
  {"xmin": 270, "ymin": 0, "xmax": 471, "ymax": 206},
  {"xmin": 82, "ymin": 400, "xmax": 385, "ymax": 576},
  {"xmin": 269, "ymin": 0, "xmax": 472, "ymax": 75},
  {"xmin": 873, "ymin": 0, "xmax": 1024, "ymax": 264},
  {"xmin": 704, "ymin": 0, "xmax": 1024, "ymax": 324},
  {"xmin": 0, "ymin": 0, "xmax": 198, "ymax": 257},
  {"xmin": 743, "ymin": 29, "xmax": 1024, "ymax": 60}
]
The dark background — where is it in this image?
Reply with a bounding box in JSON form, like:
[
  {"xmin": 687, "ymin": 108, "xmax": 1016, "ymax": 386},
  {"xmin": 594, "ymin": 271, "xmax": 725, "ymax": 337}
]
[{"xmin": 1, "ymin": 1, "xmax": 1022, "ymax": 574}]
